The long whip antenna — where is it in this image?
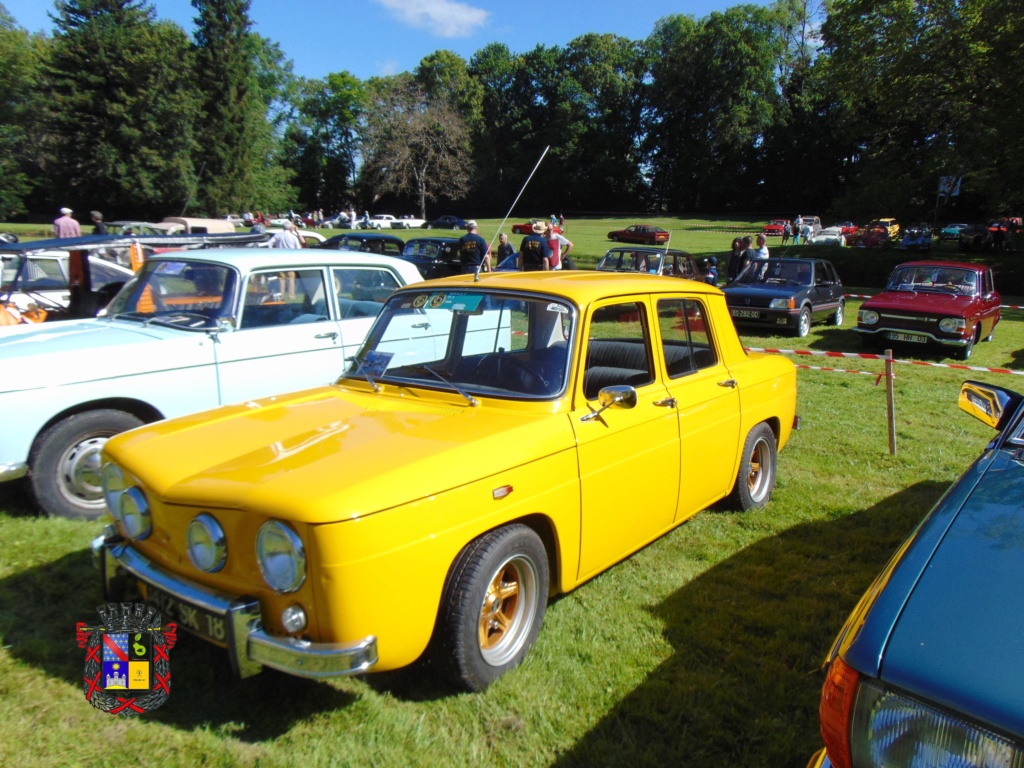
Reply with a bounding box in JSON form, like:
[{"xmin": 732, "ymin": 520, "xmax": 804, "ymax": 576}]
[{"xmin": 488, "ymin": 146, "xmax": 550, "ymax": 252}]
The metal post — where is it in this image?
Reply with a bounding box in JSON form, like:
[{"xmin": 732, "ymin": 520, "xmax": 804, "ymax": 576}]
[{"xmin": 885, "ymin": 349, "xmax": 896, "ymax": 455}]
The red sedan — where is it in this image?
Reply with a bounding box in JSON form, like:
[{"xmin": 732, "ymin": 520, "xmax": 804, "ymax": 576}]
[
  {"xmin": 606, "ymin": 225, "xmax": 670, "ymax": 245},
  {"xmin": 510, "ymin": 219, "xmax": 563, "ymax": 235}
]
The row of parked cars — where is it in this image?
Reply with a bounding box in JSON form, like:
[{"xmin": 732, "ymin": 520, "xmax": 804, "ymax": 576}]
[{"xmin": 3, "ymin": 229, "xmax": 1019, "ymax": 761}]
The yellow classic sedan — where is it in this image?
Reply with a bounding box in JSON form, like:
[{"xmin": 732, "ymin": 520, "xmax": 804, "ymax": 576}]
[{"xmin": 94, "ymin": 272, "xmax": 799, "ymax": 691}]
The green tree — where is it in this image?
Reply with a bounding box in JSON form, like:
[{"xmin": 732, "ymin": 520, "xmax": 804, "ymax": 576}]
[
  {"xmin": 190, "ymin": 0, "xmax": 269, "ymax": 215},
  {"xmin": 0, "ymin": 3, "xmax": 43, "ymax": 217},
  {"xmin": 42, "ymin": 0, "xmax": 198, "ymax": 219},
  {"xmin": 282, "ymin": 71, "xmax": 364, "ymax": 213}
]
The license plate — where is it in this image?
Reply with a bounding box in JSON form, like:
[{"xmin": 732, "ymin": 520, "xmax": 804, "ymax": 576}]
[
  {"xmin": 141, "ymin": 583, "xmax": 229, "ymax": 646},
  {"xmin": 887, "ymin": 331, "xmax": 927, "ymax": 343},
  {"xmin": 731, "ymin": 309, "xmax": 759, "ymax": 318}
]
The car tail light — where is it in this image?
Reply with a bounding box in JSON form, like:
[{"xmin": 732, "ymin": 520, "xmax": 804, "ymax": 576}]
[{"xmin": 820, "ymin": 656, "xmax": 859, "ymax": 768}]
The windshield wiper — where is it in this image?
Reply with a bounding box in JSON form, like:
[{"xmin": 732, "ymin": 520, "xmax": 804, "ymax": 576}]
[
  {"xmin": 417, "ymin": 364, "xmax": 478, "ymax": 407},
  {"xmin": 346, "ymin": 357, "xmax": 381, "ymax": 392}
]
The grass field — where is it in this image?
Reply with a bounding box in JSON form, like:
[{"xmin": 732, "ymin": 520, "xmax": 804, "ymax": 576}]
[{"xmin": 2, "ymin": 217, "xmax": 1022, "ymax": 767}]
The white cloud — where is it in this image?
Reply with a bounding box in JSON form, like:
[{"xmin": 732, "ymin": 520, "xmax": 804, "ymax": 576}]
[{"xmin": 374, "ymin": 0, "xmax": 489, "ymax": 38}]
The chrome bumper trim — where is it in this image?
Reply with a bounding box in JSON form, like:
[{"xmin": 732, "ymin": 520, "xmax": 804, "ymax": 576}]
[
  {"xmin": 93, "ymin": 534, "xmax": 378, "ymax": 680},
  {"xmin": 852, "ymin": 327, "xmax": 967, "ymax": 347},
  {"xmin": 0, "ymin": 462, "xmax": 28, "ymax": 483}
]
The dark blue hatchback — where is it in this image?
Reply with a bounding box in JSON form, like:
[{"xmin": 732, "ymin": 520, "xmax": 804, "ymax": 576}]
[{"xmin": 810, "ymin": 380, "xmax": 1024, "ymax": 768}]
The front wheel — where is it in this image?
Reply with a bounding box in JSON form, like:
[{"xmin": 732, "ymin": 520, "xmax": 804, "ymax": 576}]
[
  {"xmin": 610, "ymin": 234, "xmax": 619, "ymax": 242},
  {"xmin": 730, "ymin": 423, "xmax": 778, "ymax": 511},
  {"xmin": 956, "ymin": 327, "xmax": 977, "ymax": 360},
  {"xmin": 438, "ymin": 524, "xmax": 549, "ymax": 691},
  {"xmin": 29, "ymin": 409, "xmax": 144, "ymax": 519},
  {"xmin": 796, "ymin": 307, "xmax": 812, "ymax": 337}
]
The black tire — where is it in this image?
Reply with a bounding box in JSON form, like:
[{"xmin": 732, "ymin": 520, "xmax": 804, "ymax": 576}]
[
  {"xmin": 730, "ymin": 423, "xmax": 778, "ymax": 511},
  {"xmin": 829, "ymin": 301, "xmax": 845, "ymax": 327},
  {"xmin": 796, "ymin": 307, "xmax": 812, "ymax": 337},
  {"xmin": 438, "ymin": 524, "xmax": 549, "ymax": 691},
  {"xmin": 610, "ymin": 234, "xmax": 619, "ymax": 242},
  {"xmin": 29, "ymin": 409, "xmax": 144, "ymax": 519},
  {"xmin": 956, "ymin": 327, "xmax": 977, "ymax": 360}
]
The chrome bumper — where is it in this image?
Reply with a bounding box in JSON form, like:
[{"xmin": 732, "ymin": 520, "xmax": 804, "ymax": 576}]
[
  {"xmin": 852, "ymin": 326, "xmax": 968, "ymax": 347},
  {"xmin": 0, "ymin": 461, "xmax": 28, "ymax": 483},
  {"xmin": 92, "ymin": 531, "xmax": 378, "ymax": 680}
]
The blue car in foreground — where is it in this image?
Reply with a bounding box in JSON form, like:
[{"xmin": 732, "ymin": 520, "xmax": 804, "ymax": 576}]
[{"xmin": 810, "ymin": 380, "xmax": 1024, "ymax": 768}]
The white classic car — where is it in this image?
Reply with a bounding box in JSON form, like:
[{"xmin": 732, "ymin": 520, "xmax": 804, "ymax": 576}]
[
  {"xmin": 2, "ymin": 249, "xmax": 134, "ymax": 315},
  {"xmin": 0, "ymin": 248, "xmax": 422, "ymax": 519},
  {"xmin": 389, "ymin": 215, "xmax": 427, "ymax": 229},
  {"xmin": 361, "ymin": 214, "xmax": 397, "ymax": 230}
]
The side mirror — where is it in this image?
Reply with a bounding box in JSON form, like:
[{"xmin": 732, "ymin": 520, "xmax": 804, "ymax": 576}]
[
  {"xmin": 581, "ymin": 385, "xmax": 638, "ymax": 422},
  {"xmin": 959, "ymin": 380, "xmax": 1022, "ymax": 431}
]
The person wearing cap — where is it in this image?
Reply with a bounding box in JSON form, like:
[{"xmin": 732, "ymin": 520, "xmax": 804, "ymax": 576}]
[
  {"xmin": 457, "ymin": 220, "xmax": 491, "ymax": 274},
  {"xmin": 519, "ymin": 221, "xmax": 552, "ymax": 271},
  {"xmin": 90, "ymin": 211, "xmax": 107, "ymax": 235},
  {"xmin": 53, "ymin": 207, "xmax": 81, "ymax": 238}
]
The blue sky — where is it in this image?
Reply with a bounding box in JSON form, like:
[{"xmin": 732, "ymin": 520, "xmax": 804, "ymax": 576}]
[{"xmin": 5, "ymin": 0, "xmax": 761, "ymax": 81}]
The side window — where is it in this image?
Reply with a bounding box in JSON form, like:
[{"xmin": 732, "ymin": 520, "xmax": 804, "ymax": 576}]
[
  {"xmin": 332, "ymin": 267, "xmax": 401, "ymax": 319},
  {"xmin": 657, "ymin": 298, "xmax": 718, "ymax": 377},
  {"xmin": 240, "ymin": 268, "xmax": 328, "ymax": 329},
  {"xmin": 583, "ymin": 301, "xmax": 654, "ymax": 400}
]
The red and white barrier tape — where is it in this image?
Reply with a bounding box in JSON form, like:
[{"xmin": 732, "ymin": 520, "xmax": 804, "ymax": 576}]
[{"xmin": 746, "ymin": 346, "xmax": 1024, "ymax": 376}]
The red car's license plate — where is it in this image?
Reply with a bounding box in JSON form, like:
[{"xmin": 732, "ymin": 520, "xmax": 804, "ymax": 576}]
[{"xmin": 888, "ymin": 331, "xmax": 927, "ymax": 343}]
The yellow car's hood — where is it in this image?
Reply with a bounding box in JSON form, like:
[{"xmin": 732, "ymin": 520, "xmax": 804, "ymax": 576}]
[{"xmin": 107, "ymin": 385, "xmax": 573, "ymax": 524}]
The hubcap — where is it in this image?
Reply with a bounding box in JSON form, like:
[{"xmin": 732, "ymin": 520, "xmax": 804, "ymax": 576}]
[
  {"xmin": 747, "ymin": 437, "xmax": 773, "ymax": 503},
  {"xmin": 478, "ymin": 555, "xmax": 538, "ymax": 666},
  {"xmin": 58, "ymin": 436, "xmax": 109, "ymax": 508}
]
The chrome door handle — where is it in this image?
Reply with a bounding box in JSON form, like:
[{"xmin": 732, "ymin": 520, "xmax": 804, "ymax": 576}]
[
  {"xmin": 718, "ymin": 378, "xmax": 737, "ymax": 388},
  {"xmin": 314, "ymin": 332, "xmax": 338, "ymax": 340},
  {"xmin": 654, "ymin": 397, "xmax": 676, "ymax": 408},
  {"xmin": 412, "ymin": 322, "xmax": 431, "ymax": 329}
]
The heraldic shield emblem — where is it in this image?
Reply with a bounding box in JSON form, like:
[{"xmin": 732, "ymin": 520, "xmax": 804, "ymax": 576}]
[{"xmin": 76, "ymin": 602, "xmax": 177, "ymax": 716}]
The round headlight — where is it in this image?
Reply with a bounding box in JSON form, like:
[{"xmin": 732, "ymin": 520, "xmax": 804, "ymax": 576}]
[
  {"xmin": 187, "ymin": 513, "xmax": 227, "ymax": 573},
  {"xmin": 119, "ymin": 487, "xmax": 151, "ymax": 540},
  {"xmin": 281, "ymin": 604, "xmax": 308, "ymax": 633},
  {"xmin": 859, "ymin": 309, "xmax": 879, "ymax": 325},
  {"xmin": 101, "ymin": 463, "xmax": 126, "ymax": 518},
  {"xmin": 939, "ymin": 317, "xmax": 965, "ymax": 333},
  {"xmin": 256, "ymin": 521, "xmax": 306, "ymax": 593}
]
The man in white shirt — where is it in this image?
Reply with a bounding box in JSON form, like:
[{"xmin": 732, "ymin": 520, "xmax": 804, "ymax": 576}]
[
  {"xmin": 269, "ymin": 221, "xmax": 302, "ymax": 249},
  {"xmin": 755, "ymin": 233, "xmax": 770, "ymax": 259}
]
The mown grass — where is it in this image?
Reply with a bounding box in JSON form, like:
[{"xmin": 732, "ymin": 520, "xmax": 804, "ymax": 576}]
[{"xmin": 2, "ymin": 217, "xmax": 1022, "ymax": 767}]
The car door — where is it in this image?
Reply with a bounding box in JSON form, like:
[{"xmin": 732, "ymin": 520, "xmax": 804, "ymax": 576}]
[
  {"xmin": 570, "ymin": 297, "xmax": 680, "ymax": 581},
  {"xmin": 213, "ymin": 265, "xmax": 347, "ymax": 402},
  {"xmin": 655, "ymin": 296, "xmax": 741, "ymax": 516},
  {"xmin": 811, "ymin": 261, "xmax": 842, "ymax": 320},
  {"xmin": 333, "ymin": 265, "xmax": 406, "ymax": 357},
  {"xmin": 976, "ymin": 268, "xmax": 1001, "ymax": 338}
]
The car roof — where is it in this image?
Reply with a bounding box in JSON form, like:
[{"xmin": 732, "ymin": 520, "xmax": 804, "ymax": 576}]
[
  {"xmin": 145, "ymin": 247, "xmax": 422, "ymax": 275},
  {"xmin": 393, "ymin": 269, "xmax": 720, "ymax": 305},
  {"xmin": 604, "ymin": 246, "xmax": 691, "ymax": 256},
  {"xmin": 895, "ymin": 260, "xmax": 988, "ymax": 272}
]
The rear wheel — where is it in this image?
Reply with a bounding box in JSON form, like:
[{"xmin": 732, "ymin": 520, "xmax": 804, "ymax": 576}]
[
  {"xmin": 29, "ymin": 409, "xmax": 144, "ymax": 519},
  {"xmin": 438, "ymin": 524, "xmax": 549, "ymax": 691},
  {"xmin": 829, "ymin": 301, "xmax": 845, "ymax": 327},
  {"xmin": 730, "ymin": 423, "xmax": 778, "ymax": 511}
]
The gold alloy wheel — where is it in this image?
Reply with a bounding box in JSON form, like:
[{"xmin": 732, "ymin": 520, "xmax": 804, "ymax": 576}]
[{"xmin": 478, "ymin": 554, "xmax": 539, "ymax": 666}]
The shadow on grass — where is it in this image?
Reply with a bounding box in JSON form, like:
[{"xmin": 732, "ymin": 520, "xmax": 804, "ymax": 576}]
[
  {"xmin": 0, "ymin": 548, "xmax": 357, "ymax": 741},
  {"xmin": 0, "ymin": 476, "xmax": 41, "ymax": 517},
  {"xmin": 551, "ymin": 480, "xmax": 948, "ymax": 768}
]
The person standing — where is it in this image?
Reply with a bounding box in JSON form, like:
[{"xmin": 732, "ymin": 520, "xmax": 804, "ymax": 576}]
[
  {"xmin": 519, "ymin": 221, "xmax": 552, "ymax": 271},
  {"xmin": 726, "ymin": 237, "xmax": 745, "ymax": 281},
  {"xmin": 90, "ymin": 211, "xmax": 107, "ymax": 235},
  {"xmin": 558, "ymin": 212, "xmax": 565, "ymax": 231},
  {"xmin": 457, "ymin": 220, "xmax": 491, "ymax": 274},
  {"xmin": 546, "ymin": 224, "xmax": 574, "ymax": 269},
  {"xmin": 495, "ymin": 232, "xmax": 515, "ymax": 266},
  {"xmin": 781, "ymin": 221, "xmax": 791, "ymax": 246},
  {"xmin": 705, "ymin": 257, "xmax": 719, "ymax": 285},
  {"xmin": 755, "ymin": 233, "xmax": 770, "ymax": 259},
  {"xmin": 53, "ymin": 207, "xmax": 81, "ymax": 238},
  {"xmin": 793, "ymin": 215, "xmax": 803, "ymax": 245},
  {"xmin": 269, "ymin": 221, "xmax": 301, "ymax": 249}
]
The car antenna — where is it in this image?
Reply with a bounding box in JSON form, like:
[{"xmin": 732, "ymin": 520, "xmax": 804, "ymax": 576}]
[{"xmin": 488, "ymin": 146, "xmax": 551, "ymax": 253}]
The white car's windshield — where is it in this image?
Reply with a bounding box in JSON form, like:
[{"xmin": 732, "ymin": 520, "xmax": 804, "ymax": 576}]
[
  {"xmin": 345, "ymin": 290, "xmax": 575, "ymax": 399},
  {"xmin": 104, "ymin": 259, "xmax": 238, "ymax": 329}
]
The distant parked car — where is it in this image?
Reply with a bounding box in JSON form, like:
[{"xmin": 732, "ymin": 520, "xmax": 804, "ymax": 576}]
[
  {"xmin": 809, "ymin": 379, "xmax": 1024, "ymax": 768},
  {"xmin": 2, "ymin": 249, "xmax": 133, "ymax": 317},
  {"xmin": 606, "ymin": 225, "xmax": 671, "ymax": 245},
  {"xmin": 391, "ymin": 215, "xmax": 426, "ymax": 229},
  {"xmin": 855, "ymin": 260, "xmax": 1000, "ymax": 359},
  {"xmin": 722, "ymin": 257, "xmax": 844, "ymax": 337},
  {"xmin": 595, "ymin": 247, "xmax": 702, "ymax": 280},
  {"xmin": 868, "ymin": 217, "xmax": 900, "ymax": 239},
  {"xmin": 318, "ymin": 232, "xmax": 406, "ymax": 257},
  {"xmin": 0, "ymin": 247, "xmax": 423, "ymax": 519},
  {"xmin": 511, "ymin": 219, "xmax": 563, "ymax": 235},
  {"xmin": 762, "ymin": 220, "xmax": 789, "ymax": 237},
  {"xmin": 362, "ymin": 214, "xmax": 397, "ymax": 230},
  {"xmin": 851, "ymin": 224, "xmax": 892, "ymax": 248},
  {"xmin": 807, "ymin": 227, "xmax": 846, "ymax": 246},
  {"xmin": 939, "ymin": 222, "xmax": 969, "ymax": 240},
  {"xmin": 899, "ymin": 224, "xmax": 933, "ymax": 251},
  {"xmin": 398, "ymin": 237, "xmax": 461, "ymax": 279},
  {"xmin": 423, "ymin": 215, "xmax": 467, "ymax": 230},
  {"xmin": 833, "ymin": 221, "xmax": 859, "ymax": 237}
]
